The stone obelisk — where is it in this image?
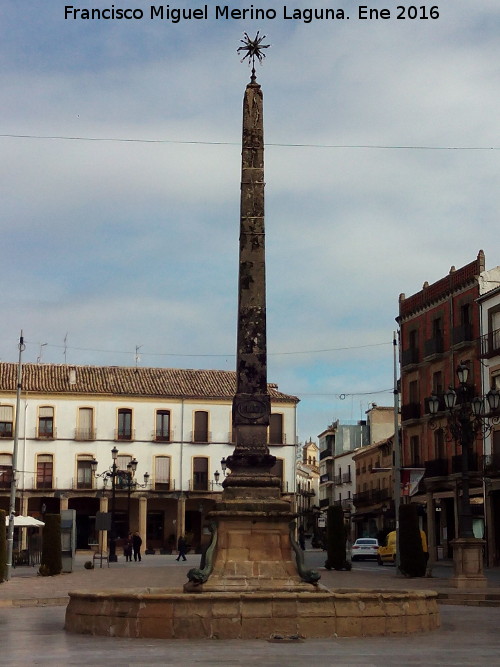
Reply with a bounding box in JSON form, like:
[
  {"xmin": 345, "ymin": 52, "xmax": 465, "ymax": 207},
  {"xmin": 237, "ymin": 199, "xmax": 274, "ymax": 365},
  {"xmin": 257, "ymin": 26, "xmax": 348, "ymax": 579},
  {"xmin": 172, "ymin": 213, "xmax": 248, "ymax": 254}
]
[
  {"xmin": 224, "ymin": 52, "xmax": 278, "ymax": 496},
  {"xmin": 185, "ymin": 36, "xmax": 319, "ymax": 593}
]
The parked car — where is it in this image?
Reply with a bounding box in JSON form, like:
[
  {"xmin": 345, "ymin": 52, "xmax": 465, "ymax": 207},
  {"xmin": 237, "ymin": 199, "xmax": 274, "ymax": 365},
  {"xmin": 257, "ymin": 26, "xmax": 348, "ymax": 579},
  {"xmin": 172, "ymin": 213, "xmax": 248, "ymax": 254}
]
[
  {"xmin": 350, "ymin": 537, "xmax": 379, "ymax": 561},
  {"xmin": 377, "ymin": 530, "xmax": 428, "ymax": 565}
]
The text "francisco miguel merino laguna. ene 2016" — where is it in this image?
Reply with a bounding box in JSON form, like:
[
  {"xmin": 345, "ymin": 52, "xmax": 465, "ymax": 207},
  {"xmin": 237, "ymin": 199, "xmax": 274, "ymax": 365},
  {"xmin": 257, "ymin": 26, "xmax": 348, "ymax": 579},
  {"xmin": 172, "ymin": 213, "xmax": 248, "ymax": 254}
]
[{"xmin": 64, "ymin": 5, "xmax": 350, "ymax": 23}]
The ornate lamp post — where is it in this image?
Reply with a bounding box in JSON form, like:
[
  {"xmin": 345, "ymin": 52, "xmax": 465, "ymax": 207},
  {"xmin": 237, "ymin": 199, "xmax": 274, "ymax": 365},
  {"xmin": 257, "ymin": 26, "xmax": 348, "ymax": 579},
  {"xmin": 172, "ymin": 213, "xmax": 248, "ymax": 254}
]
[
  {"xmin": 427, "ymin": 361, "xmax": 500, "ymax": 587},
  {"xmin": 213, "ymin": 458, "xmax": 229, "ymax": 488},
  {"xmin": 121, "ymin": 459, "xmax": 149, "ymax": 533},
  {"xmin": 91, "ymin": 448, "xmax": 149, "ymax": 562}
]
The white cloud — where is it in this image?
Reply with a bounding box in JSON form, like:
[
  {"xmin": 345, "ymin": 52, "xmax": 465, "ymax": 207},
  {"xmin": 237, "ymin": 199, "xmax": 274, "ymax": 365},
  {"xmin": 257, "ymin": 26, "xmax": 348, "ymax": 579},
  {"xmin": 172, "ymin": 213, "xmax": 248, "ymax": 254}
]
[{"xmin": 1, "ymin": 1, "xmax": 500, "ymax": 440}]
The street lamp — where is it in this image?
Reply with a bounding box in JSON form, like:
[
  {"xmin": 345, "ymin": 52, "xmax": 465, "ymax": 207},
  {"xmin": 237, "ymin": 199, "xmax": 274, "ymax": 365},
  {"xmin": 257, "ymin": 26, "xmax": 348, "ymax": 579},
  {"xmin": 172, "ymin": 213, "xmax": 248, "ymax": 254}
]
[
  {"xmin": 213, "ymin": 458, "xmax": 229, "ymax": 488},
  {"xmin": 427, "ymin": 362, "xmax": 500, "ymax": 586},
  {"xmin": 427, "ymin": 364, "xmax": 500, "ymax": 539},
  {"xmin": 92, "ymin": 448, "xmax": 149, "ymax": 562}
]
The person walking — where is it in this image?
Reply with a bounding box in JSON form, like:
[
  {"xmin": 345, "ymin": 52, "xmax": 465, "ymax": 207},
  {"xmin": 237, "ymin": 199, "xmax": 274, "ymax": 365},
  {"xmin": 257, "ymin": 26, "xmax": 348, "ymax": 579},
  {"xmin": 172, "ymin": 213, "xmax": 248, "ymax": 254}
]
[
  {"xmin": 298, "ymin": 525, "xmax": 306, "ymax": 551},
  {"xmin": 176, "ymin": 535, "xmax": 187, "ymax": 561},
  {"xmin": 132, "ymin": 531, "xmax": 142, "ymax": 562},
  {"xmin": 124, "ymin": 533, "xmax": 133, "ymax": 562}
]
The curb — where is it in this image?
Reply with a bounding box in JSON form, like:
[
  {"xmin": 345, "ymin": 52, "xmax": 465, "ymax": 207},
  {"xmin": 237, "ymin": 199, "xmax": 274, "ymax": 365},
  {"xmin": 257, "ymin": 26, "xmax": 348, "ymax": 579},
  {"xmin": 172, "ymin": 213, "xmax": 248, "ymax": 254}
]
[{"xmin": 0, "ymin": 597, "xmax": 69, "ymax": 608}]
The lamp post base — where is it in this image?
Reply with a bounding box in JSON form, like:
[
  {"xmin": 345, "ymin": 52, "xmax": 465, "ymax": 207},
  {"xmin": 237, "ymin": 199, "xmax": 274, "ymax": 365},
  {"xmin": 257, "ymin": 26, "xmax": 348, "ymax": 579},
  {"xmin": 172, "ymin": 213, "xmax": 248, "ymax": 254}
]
[{"xmin": 450, "ymin": 538, "xmax": 487, "ymax": 589}]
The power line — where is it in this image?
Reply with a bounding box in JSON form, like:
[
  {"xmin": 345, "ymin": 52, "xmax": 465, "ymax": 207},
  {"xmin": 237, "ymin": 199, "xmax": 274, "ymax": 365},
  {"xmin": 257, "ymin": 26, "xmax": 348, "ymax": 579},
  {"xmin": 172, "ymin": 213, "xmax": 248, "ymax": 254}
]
[
  {"xmin": 20, "ymin": 339, "xmax": 391, "ymax": 358},
  {"xmin": 1, "ymin": 133, "xmax": 499, "ymax": 151}
]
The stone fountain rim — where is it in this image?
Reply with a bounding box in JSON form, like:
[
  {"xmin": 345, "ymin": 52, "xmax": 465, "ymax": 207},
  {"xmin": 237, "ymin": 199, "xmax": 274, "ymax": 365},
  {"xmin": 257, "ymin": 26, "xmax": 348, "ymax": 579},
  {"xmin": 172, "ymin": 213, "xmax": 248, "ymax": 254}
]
[{"xmin": 67, "ymin": 587, "xmax": 438, "ymax": 601}]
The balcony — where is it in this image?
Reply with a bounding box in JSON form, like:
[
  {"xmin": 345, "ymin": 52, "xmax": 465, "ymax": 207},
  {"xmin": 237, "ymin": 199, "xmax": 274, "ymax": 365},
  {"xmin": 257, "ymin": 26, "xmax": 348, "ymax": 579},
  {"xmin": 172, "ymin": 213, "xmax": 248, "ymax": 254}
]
[
  {"xmin": 401, "ymin": 402, "xmax": 421, "ymax": 421},
  {"xmin": 451, "ymin": 453, "xmax": 479, "ymax": 473},
  {"xmin": 452, "ymin": 323, "xmax": 474, "ymax": 346},
  {"xmin": 35, "ymin": 428, "xmax": 57, "ymax": 440},
  {"xmin": 425, "ymin": 458, "xmax": 449, "ymax": 477},
  {"xmin": 190, "ymin": 431, "xmax": 212, "ymax": 444},
  {"xmin": 333, "ymin": 474, "xmax": 342, "ymax": 485},
  {"xmin": 342, "ymin": 472, "xmax": 352, "ymax": 484},
  {"xmin": 269, "ymin": 434, "xmax": 287, "ymax": 446},
  {"xmin": 479, "ymin": 327, "xmax": 500, "ymax": 359},
  {"xmin": 372, "ymin": 489, "xmax": 391, "ymax": 503},
  {"xmin": 319, "ymin": 497, "xmax": 329, "ymax": 508},
  {"xmin": 319, "ymin": 449, "xmax": 333, "ymax": 461},
  {"xmin": 401, "ymin": 347, "xmax": 419, "ymax": 367},
  {"xmin": 114, "ymin": 429, "xmax": 135, "ymax": 441},
  {"xmin": 424, "ymin": 336, "xmax": 444, "ymax": 358},
  {"xmin": 154, "ymin": 480, "xmax": 171, "ymax": 491},
  {"xmin": 74, "ymin": 428, "xmax": 96, "ymax": 441},
  {"xmin": 152, "ymin": 430, "xmax": 171, "ymax": 443},
  {"xmin": 72, "ymin": 477, "xmax": 94, "ymax": 490},
  {"xmin": 353, "ymin": 491, "xmax": 371, "ymax": 506},
  {"xmin": 320, "ymin": 473, "xmax": 331, "ymax": 484}
]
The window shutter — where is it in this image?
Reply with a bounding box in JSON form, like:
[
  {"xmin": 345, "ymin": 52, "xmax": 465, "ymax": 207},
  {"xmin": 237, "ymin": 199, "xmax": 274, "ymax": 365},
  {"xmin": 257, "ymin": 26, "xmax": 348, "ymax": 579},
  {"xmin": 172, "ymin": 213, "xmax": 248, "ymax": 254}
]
[{"xmin": 0, "ymin": 406, "xmax": 13, "ymax": 421}]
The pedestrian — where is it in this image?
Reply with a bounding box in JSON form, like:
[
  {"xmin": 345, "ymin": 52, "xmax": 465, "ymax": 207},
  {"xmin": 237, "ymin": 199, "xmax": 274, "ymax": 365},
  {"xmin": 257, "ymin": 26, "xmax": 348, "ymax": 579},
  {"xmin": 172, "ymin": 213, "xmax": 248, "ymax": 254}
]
[
  {"xmin": 298, "ymin": 525, "xmax": 306, "ymax": 551},
  {"xmin": 124, "ymin": 533, "xmax": 133, "ymax": 562},
  {"xmin": 132, "ymin": 531, "xmax": 142, "ymax": 562},
  {"xmin": 176, "ymin": 535, "xmax": 187, "ymax": 561}
]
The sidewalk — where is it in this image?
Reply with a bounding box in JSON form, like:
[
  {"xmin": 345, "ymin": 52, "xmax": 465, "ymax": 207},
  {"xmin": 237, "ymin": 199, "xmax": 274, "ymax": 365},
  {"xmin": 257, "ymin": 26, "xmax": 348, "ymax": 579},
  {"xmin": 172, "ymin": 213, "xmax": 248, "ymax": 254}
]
[{"xmin": 1, "ymin": 551, "xmax": 500, "ymax": 607}]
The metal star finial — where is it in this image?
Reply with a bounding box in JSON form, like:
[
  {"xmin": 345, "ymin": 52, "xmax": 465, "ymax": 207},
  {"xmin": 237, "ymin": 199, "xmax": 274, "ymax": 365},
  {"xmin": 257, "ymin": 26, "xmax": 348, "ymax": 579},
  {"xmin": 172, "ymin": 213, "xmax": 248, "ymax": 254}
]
[{"xmin": 237, "ymin": 32, "xmax": 270, "ymax": 83}]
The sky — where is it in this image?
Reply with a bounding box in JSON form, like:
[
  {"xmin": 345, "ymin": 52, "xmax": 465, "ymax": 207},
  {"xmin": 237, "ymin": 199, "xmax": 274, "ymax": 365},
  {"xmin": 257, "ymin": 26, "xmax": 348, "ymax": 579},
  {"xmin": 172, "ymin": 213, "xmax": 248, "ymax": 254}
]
[{"xmin": 1, "ymin": 1, "xmax": 500, "ymax": 443}]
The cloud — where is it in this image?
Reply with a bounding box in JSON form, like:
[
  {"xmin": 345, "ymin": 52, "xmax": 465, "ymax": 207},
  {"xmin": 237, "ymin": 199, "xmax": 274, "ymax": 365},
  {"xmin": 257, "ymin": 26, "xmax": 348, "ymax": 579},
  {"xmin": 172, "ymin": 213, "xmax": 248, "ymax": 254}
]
[{"xmin": 1, "ymin": 1, "xmax": 500, "ymax": 441}]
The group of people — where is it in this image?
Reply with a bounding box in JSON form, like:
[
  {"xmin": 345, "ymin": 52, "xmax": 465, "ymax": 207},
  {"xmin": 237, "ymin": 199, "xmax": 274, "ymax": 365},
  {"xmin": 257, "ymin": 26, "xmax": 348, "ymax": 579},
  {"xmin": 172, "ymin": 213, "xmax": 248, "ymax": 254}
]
[
  {"xmin": 123, "ymin": 531, "xmax": 143, "ymax": 562},
  {"xmin": 122, "ymin": 533, "xmax": 188, "ymax": 561}
]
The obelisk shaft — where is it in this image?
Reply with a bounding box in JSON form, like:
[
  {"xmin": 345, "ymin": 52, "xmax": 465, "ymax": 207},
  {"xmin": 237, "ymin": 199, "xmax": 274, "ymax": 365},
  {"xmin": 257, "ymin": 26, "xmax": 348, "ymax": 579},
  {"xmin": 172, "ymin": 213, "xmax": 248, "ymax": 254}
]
[{"xmin": 226, "ymin": 81, "xmax": 276, "ymax": 483}]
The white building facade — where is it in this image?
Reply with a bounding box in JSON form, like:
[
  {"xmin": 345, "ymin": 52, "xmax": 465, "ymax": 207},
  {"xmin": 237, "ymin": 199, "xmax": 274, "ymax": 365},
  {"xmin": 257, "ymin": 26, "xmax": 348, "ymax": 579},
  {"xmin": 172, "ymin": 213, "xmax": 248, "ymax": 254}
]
[{"xmin": 0, "ymin": 363, "xmax": 298, "ymax": 554}]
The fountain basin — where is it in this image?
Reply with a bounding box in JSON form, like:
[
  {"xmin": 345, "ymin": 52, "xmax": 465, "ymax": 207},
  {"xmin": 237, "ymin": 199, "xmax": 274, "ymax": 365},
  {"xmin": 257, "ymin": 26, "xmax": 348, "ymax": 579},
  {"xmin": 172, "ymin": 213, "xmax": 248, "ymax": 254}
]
[{"xmin": 65, "ymin": 587, "xmax": 439, "ymax": 638}]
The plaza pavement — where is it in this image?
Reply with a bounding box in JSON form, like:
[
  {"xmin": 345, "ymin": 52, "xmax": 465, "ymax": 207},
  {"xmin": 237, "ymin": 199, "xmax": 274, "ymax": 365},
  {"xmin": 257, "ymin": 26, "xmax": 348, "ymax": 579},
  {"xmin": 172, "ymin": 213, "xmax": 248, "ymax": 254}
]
[
  {"xmin": 1, "ymin": 549, "xmax": 500, "ymax": 607},
  {"xmin": 1, "ymin": 551, "xmax": 500, "ymax": 665}
]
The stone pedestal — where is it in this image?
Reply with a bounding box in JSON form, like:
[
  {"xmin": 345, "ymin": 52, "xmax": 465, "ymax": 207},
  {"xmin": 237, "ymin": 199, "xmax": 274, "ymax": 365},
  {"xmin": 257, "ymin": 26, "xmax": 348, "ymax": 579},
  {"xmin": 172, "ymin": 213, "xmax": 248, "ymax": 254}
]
[
  {"xmin": 184, "ymin": 491, "xmax": 320, "ymax": 593},
  {"xmin": 450, "ymin": 537, "xmax": 487, "ymax": 589}
]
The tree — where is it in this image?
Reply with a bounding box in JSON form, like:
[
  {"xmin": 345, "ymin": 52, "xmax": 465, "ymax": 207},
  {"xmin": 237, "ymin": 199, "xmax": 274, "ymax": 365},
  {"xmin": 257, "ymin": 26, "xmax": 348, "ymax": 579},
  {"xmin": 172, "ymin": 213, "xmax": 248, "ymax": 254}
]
[
  {"xmin": 399, "ymin": 503, "xmax": 426, "ymax": 577},
  {"xmin": 324, "ymin": 504, "xmax": 351, "ymax": 571},
  {"xmin": 39, "ymin": 514, "xmax": 62, "ymax": 576}
]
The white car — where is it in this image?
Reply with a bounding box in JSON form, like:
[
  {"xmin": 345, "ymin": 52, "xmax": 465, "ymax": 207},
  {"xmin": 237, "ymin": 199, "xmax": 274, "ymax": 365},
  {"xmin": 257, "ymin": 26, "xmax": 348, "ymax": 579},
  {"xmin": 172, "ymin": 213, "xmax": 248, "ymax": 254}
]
[{"xmin": 351, "ymin": 537, "xmax": 379, "ymax": 561}]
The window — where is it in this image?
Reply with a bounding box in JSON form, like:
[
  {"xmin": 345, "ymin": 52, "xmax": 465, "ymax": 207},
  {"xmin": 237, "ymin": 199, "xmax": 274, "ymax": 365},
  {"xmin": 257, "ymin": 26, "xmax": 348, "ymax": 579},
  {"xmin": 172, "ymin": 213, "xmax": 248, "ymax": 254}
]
[
  {"xmin": 193, "ymin": 411, "xmax": 209, "ymax": 443},
  {"xmin": 409, "ymin": 435, "xmax": 420, "ymax": 466},
  {"xmin": 76, "ymin": 408, "xmax": 94, "ymax": 440},
  {"xmin": 409, "ymin": 329, "xmax": 418, "ymax": 349},
  {"xmin": 409, "ymin": 380, "xmax": 418, "ymax": 403},
  {"xmin": 432, "ymin": 317, "xmax": 442, "ymax": 339},
  {"xmin": 0, "ymin": 406, "xmax": 14, "ymax": 438},
  {"xmin": 193, "ymin": 457, "xmax": 208, "ymax": 490},
  {"xmin": 0, "ymin": 454, "xmax": 12, "ymax": 489},
  {"xmin": 77, "ymin": 455, "xmax": 94, "ymax": 489},
  {"xmin": 37, "ymin": 454, "xmax": 53, "ymax": 489},
  {"xmin": 116, "ymin": 455, "xmax": 132, "ymax": 472},
  {"xmin": 269, "ymin": 413, "xmax": 284, "ymax": 444},
  {"xmin": 434, "ymin": 429, "xmax": 445, "ymax": 460},
  {"xmin": 432, "ymin": 371, "xmax": 443, "ymax": 396},
  {"xmin": 117, "ymin": 409, "xmax": 132, "ymax": 440},
  {"xmin": 155, "ymin": 410, "xmax": 171, "ymax": 442},
  {"xmin": 38, "ymin": 407, "xmax": 54, "ymax": 438},
  {"xmin": 154, "ymin": 456, "xmax": 171, "ymax": 490},
  {"xmin": 114, "ymin": 455, "xmax": 132, "ymax": 489},
  {"xmin": 461, "ymin": 303, "xmax": 472, "ymax": 326}
]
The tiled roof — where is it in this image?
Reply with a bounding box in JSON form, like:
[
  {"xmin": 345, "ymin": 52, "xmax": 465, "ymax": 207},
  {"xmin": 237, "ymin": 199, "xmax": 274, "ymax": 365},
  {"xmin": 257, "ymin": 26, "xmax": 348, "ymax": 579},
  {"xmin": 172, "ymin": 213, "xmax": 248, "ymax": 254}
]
[{"xmin": 0, "ymin": 363, "xmax": 299, "ymax": 403}]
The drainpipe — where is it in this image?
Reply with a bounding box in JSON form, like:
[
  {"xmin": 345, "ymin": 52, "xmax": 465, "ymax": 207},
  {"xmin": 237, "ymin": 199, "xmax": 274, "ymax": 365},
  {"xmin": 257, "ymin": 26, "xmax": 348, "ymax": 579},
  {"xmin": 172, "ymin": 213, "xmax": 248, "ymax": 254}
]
[{"xmin": 393, "ymin": 331, "xmax": 401, "ymax": 573}]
